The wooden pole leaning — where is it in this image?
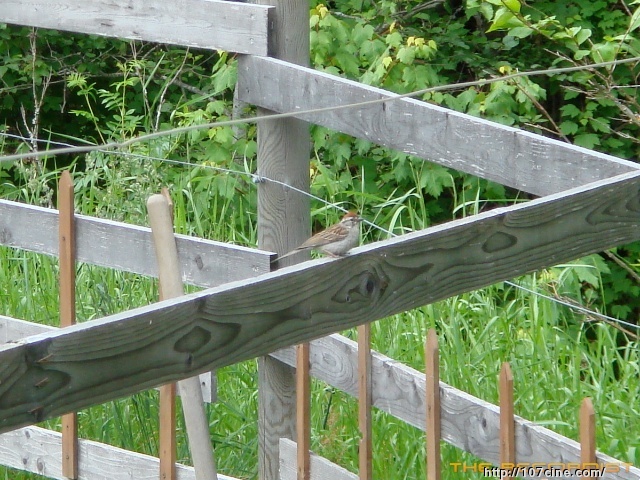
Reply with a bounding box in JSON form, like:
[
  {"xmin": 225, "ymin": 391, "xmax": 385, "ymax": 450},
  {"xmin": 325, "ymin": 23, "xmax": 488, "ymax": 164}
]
[
  {"xmin": 59, "ymin": 170, "xmax": 78, "ymax": 479},
  {"xmin": 147, "ymin": 193, "xmax": 218, "ymax": 480}
]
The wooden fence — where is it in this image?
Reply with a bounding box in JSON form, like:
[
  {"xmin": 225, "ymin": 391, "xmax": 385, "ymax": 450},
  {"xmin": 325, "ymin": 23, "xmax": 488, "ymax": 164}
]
[{"xmin": 1, "ymin": 0, "xmax": 640, "ymax": 479}]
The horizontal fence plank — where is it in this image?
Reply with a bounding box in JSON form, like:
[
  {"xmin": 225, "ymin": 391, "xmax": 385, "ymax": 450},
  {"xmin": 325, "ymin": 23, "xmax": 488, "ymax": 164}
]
[
  {"xmin": 270, "ymin": 335, "xmax": 640, "ymax": 480},
  {"xmin": 0, "ymin": 170, "xmax": 638, "ymax": 433},
  {"xmin": 0, "ymin": 315, "xmax": 216, "ymax": 403},
  {"xmin": 0, "ymin": 199, "xmax": 273, "ymax": 288},
  {"xmin": 0, "ymin": 425, "xmax": 239, "ymax": 480},
  {"xmin": 237, "ymin": 56, "xmax": 640, "ymax": 196},
  {"xmin": 279, "ymin": 438, "xmax": 358, "ymax": 480},
  {"xmin": 1, "ymin": 0, "xmax": 272, "ymax": 55}
]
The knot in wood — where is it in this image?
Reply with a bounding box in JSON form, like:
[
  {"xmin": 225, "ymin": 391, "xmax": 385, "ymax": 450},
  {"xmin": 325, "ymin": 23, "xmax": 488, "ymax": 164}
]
[{"xmin": 335, "ymin": 270, "xmax": 387, "ymax": 305}]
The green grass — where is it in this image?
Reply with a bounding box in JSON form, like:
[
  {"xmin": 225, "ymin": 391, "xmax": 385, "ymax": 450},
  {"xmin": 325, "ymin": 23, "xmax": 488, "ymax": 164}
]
[{"xmin": 0, "ymin": 161, "xmax": 638, "ymax": 479}]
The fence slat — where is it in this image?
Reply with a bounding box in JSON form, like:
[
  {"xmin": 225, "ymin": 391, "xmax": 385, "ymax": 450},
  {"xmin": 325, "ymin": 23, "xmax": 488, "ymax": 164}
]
[
  {"xmin": 1, "ymin": 0, "xmax": 272, "ymax": 55},
  {"xmin": 270, "ymin": 334, "xmax": 640, "ymax": 480},
  {"xmin": 0, "ymin": 199, "xmax": 273, "ymax": 289},
  {"xmin": 499, "ymin": 363, "xmax": 515, "ymax": 480},
  {"xmin": 358, "ymin": 324, "xmax": 372, "ymax": 480},
  {"xmin": 425, "ymin": 329, "xmax": 440, "ymax": 480},
  {"xmin": 580, "ymin": 398, "xmax": 596, "ymax": 480},
  {"xmin": 58, "ymin": 171, "xmax": 78, "ymax": 480},
  {"xmin": 159, "ymin": 383, "xmax": 177, "ymax": 480},
  {"xmin": 297, "ymin": 343, "xmax": 311, "ymax": 480},
  {"xmin": 238, "ymin": 56, "xmax": 639, "ymax": 197}
]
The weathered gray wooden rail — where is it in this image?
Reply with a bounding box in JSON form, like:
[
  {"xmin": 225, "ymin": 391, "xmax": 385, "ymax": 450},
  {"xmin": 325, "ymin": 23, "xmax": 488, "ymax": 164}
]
[
  {"xmin": 1, "ymin": 169, "xmax": 639, "ymax": 435},
  {"xmin": 0, "ymin": 199, "xmax": 273, "ymax": 288},
  {"xmin": 237, "ymin": 56, "xmax": 640, "ymax": 196},
  {"xmin": 0, "ymin": 424, "xmax": 239, "ymax": 480},
  {"xmin": 271, "ymin": 336, "xmax": 640, "ymax": 480},
  {"xmin": 0, "ymin": 0, "xmax": 273, "ymax": 55}
]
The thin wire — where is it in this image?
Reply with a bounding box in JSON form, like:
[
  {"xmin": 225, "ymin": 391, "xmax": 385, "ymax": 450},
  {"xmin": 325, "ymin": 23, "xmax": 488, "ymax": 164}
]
[
  {"xmin": 7, "ymin": 132, "xmax": 635, "ymax": 330},
  {"xmin": 1, "ymin": 55, "xmax": 638, "ymax": 164},
  {"xmin": 504, "ymin": 280, "xmax": 640, "ymax": 331},
  {"xmin": 1, "ymin": 53, "xmax": 638, "ymax": 330}
]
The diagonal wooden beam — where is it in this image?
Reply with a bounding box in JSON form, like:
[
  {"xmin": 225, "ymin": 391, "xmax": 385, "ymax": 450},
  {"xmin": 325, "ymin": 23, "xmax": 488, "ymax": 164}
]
[
  {"xmin": 1, "ymin": 0, "xmax": 273, "ymax": 55},
  {"xmin": 237, "ymin": 56, "xmax": 639, "ymax": 196},
  {"xmin": 0, "ymin": 170, "xmax": 639, "ymax": 434}
]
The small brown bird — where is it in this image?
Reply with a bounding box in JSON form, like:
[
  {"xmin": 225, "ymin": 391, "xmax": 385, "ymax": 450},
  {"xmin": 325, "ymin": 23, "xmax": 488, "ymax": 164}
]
[{"xmin": 273, "ymin": 211, "xmax": 362, "ymax": 263}]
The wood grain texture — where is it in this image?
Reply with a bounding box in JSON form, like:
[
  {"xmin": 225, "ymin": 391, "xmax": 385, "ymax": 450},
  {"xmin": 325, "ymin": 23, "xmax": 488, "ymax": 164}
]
[
  {"xmin": 357, "ymin": 324, "xmax": 372, "ymax": 480},
  {"xmin": 0, "ymin": 425, "xmax": 239, "ymax": 480},
  {"xmin": 271, "ymin": 334, "xmax": 640, "ymax": 480},
  {"xmin": 0, "ymin": 316, "xmax": 215, "ymax": 403},
  {"xmin": 159, "ymin": 383, "xmax": 177, "ymax": 480},
  {"xmin": 249, "ymin": 0, "xmax": 311, "ymax": 477},
  {"xmin": 425, "ymin": 329, "xmax": 440, "ymax": 480},
  {"xmin": 499, "ymin": 363, "xmax": 515, "ymax": 480},
  {"xmin": 580, "ymin": 398, "xmax": 596, "ymax": 480},
  {"xmin": 0, "ymin": 199, "xmax": 273, "ymax": 288},
  {"xmin": 0, "ymin": 0, "xmax": 272, "ymax": 55},
  {"xmin": 0, "ymin": 170, "xmax": 639, "ymax": 435},
  {"xmin": 58, "ymin": 171, "xmax": 78, "ymax": 479},
  {"xmin": 296, "ymin": 343, "xmax": 311, "ymax": 480},
  {"xmin": 279, "ymin": 438, "xmax": 358, "ymax": 480},
  {"xmin": 237, "ymin": 56, "xmax": 640, "ymax": 196}
]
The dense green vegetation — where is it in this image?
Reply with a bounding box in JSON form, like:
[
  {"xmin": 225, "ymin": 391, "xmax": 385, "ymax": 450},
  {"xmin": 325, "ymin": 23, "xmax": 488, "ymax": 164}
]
[{"xmin": 1, "ymin": 0, "xmax": 639, "ymax": 478}]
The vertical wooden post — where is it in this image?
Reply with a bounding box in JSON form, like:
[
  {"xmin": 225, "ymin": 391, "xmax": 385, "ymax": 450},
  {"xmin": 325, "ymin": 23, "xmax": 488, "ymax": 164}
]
[
  {"xmin": 159, "ymin": 382, "xmax": 177, "ymax": 480},
  {"xmin": 499, "ymin": 363, "xmax": 515, "ymax": 480},
  {"xmin": 358, "ymin": 323, "xmax": 372, "ymax": 480},
  {"xmin": 580, "ymin": 398, "xmax": 596, "ymax": 480},
  {"xmin": 250, "ymin": 0, "xmax": 310, "ymax": 479},
  {"xmin": 425, "ymin": 329, "xmax": 441, "ymax": 480},
  {"xmin": 296, "ymin": 343, "xmax": 311, "ymax": 480},
  {"xmin": 59, "ymin": 170, "xmax": 78, "ymax": 480}
]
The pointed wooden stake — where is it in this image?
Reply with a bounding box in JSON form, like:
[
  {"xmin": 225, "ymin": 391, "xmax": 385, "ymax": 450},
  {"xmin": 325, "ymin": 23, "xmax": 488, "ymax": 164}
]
[
  {"xmin": 580, "ymin": 398, "xmax": 596, "ymax": 480},
  {"xmin": 296, "ymin": 342, "xmax": 311, "ymax": 480},
  {"xmin": 358, "ymin": 323, "xmax": 372, "ymax": 480},
  {"xmin": 425, "ymin": 329, "xmax": 441, "ymax": 480},
  {"xmin": 59, "ymin": 170, "xmax": 78, "ymax": 480},
  {"xmin": 159, "ymin": 382, "xmax": 177, "ymax": 480},
  {"xmin": 499, "ymin": 362, "xmax": 515, "ymax": 480}
]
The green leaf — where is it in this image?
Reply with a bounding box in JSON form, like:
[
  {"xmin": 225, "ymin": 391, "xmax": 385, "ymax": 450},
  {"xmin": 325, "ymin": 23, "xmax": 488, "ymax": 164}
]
[
  {"xmin": 508, "ymin": 26, "xmax": 534, "ymax": 38},
  {"xmin": 396, "ymin": 46, "xmax": 416, "ymax": 65},
  {"xmin": 559, "ymin": 120, "xmax": 579, "ymax": 135},
  {"xmin": 574, "ymin": 133, "xmax": 600, "ymax": 149},
  {"xmin": 630, "ymin": 5, "xmax": 640, "ymax": 32}
]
